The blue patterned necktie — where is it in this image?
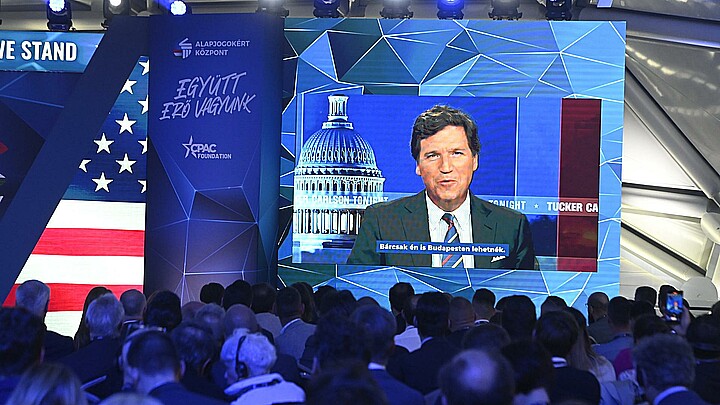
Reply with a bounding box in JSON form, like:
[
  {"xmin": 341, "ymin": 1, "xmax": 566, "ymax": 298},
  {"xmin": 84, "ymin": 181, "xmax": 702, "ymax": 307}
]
[{"xmin": 441, "ymin": 213, "xmax": 462, "ymax": 268}]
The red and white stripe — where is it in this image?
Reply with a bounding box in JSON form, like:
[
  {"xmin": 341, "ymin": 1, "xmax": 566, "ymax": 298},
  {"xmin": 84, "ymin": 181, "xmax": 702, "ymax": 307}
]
[{"xmin": 3, "ymin": 199, "xmax": 145, "ymax": 336}]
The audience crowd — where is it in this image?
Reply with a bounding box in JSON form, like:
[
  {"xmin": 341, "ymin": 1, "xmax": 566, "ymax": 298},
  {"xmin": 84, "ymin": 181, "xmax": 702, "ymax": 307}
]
[{"xmin": 1, "ymin": 279, "xmax": 719, "ymax": 405}]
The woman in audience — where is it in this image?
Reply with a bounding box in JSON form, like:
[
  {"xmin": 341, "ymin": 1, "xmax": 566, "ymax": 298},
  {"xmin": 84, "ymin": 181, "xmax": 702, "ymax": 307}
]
[
  {"xmin": 6, "ymin": 363, "xmax": 88, "ymax": 405},
  {"xmin": 292, "ymin": 282, "xmax": 318, "ymax": 324},
  {"xmin": 74, "ymin": 286, "xmax": 111, "ymax": 350},
  {"xmin": 501, "ymin": 341, "xmax": 555, "ymax": 405},
  {"xmin": 564, "ymin": 307, "xmax": 615, "ymax": 382}
]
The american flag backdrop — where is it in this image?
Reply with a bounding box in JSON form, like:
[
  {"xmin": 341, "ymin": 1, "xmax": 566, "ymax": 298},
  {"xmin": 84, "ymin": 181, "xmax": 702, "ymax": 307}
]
[{"xmin": 2, "ymin": 58, "xmax": 149, "ymax": 337}]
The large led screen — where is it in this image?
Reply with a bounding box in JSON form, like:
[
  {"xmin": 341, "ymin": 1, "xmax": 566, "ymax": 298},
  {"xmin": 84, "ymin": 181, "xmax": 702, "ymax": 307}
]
[{"xmin": 279, "ymin": 19, "xmax": 625, "ymax": 305}]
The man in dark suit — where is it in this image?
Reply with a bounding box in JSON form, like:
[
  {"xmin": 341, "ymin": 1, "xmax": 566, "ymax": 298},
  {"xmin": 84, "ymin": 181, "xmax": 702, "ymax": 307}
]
[
  {"xmin": 634, "ymin": 333, "xmax": 710, "ymax": 405},
  {"xmin": 14, "ymin": 280, "xmax": 74, "ymax": 361},
  {"xmin": 347, "ymin": 105, "xmax": 535, "ymax": 270},
  {"xmin": 393, "ymin": 292, "xmax": 459, "ymax": 395},
  {"xmin": 125, "ymin": 330, "xmax": 227, "ymax": 405},
  {"xmin": 351, "ymin": 304, "xmax": 424, "ymax": 405}
]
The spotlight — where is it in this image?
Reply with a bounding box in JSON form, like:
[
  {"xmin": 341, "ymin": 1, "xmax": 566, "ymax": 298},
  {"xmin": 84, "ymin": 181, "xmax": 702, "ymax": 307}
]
[
  {"xmin": 157, "ymin": 0, "xmax": 191, "ymax": 15},
  {"xmin": 102, "ymin": 0, "xmax": 129, "ymax": 28},
  {"xmin": 380, "ymin": 0, "xmax": 413, "ymax": 19},
  {"xmin": 489, "ymin": 0, "xmax": 522, "ymax": 20},
  {"xmin": 437, "ymin": 0, "xmax": 464, "ymax": 19},
  {"xmin": 47, "ymin": 0, "xmax": 73, "ymax": 31},
  {"xmin": 545, "ymin": 0, "xmax": 572, "ymax": 20},
  {"xmin": 314, "ymin": 0, "xmax": 341, "ymax": 18},
  {"xmin": 256, "ymin": 0, "xmax": 289, "ymax": 17}
]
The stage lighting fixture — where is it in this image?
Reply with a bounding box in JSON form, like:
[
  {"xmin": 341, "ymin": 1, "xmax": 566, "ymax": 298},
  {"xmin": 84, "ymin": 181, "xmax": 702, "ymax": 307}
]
[
  {"xmin": 256, "ymin": 0, "xmax": 289, "ymax": 17},
  {"xmin": 545, "ymin": 0, "xmax": 572, "ymax": 20},
  {"xmin": 488, "ymin": 0, "xmax": 522, "ymax": 20},
  {"xmin": 47, "ymin": 0, "xmax": 73, "ymax": 31},
  {"xmin": 436, "ymin": 0, "xmax": 464, "ymax": 19},
  {"xmin": 102, "ymin": 0, "xmax": 130, "ymax": 28},
  {"xmin": 314, "ymin": 0, "xmax": 341, "ymax": 18},
  {"xmin": 380, "ymin": 0, "xmax": 413, "ymax": 19},
  {"xmin": 169, "ymin": 0, "xmax": 188, "ymax": 15}
]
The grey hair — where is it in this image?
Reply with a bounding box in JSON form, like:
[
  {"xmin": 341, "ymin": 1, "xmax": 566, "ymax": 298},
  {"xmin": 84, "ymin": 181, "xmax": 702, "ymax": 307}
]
[
  {"xmin": 15, "ymin": 280, "xmax": 50, "ymax": 317},
  {"xmin": 86, "ymin": 293, "xmax": 125, "ymax": 338}
]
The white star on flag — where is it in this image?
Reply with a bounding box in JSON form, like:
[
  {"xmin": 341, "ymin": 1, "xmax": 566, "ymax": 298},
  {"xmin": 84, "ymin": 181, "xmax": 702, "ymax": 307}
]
[
  {"xmin": 94, "ymin": 133, "xmax": 114, "ymax": 153},
  {"xmin": 79, "ymin": 159, "xmax": 91, "ymax": 172},
  {"xmin": 139, "ymin": 60, "xmax": 150, "ymax": 75},
  {"xmin": 138, "ymin": 138, "xmax": 147, "ymax": 154},
  {"xmin": 121, "ymin": 79, "xmax": 137, "ymax": 94},
  {"xmin": 138, "ymin": 180, "xmax": 146, "ymax": 193},
  {"xmin": 92, "ymin": 172, "xmax": 113, "ymax": 192},
  {"xmin": 138, "ymin": 96, "xmax": 149, "ymax": 115},
  {"xmin": 116, "ymin": 113, "xmax": 136, "ymax": 134},
  {"xmin": 116, "ymin": 153, "xmax": 137, "ymax": 174}
]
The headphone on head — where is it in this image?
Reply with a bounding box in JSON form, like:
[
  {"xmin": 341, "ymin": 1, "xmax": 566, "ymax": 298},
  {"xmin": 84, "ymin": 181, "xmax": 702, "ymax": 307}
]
[{"xmin": 234, "ymin": 335, "xmax": 249, "ymax": 379}]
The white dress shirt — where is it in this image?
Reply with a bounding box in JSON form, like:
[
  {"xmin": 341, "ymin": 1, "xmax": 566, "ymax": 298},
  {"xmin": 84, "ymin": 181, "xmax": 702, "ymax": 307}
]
[{"xmin": 426, "ymin": 192, "xmax": 474, "ymax": 268}]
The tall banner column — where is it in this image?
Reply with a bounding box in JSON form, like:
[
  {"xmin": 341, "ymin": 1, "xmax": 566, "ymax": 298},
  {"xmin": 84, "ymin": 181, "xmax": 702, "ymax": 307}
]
[{"xmin": 146, "ymin": 14, "xmax": 282, "ymax": 300}]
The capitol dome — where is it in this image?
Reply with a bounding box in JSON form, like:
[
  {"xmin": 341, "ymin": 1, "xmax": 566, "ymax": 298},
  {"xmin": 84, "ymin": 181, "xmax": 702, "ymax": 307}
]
[
  {"xmin": 295, "ymin": 96, "xmax": 382, "ymax": 177},
  {"xmin": 292, "ymin": 95, "xmax": 386, "ymax": 263}
]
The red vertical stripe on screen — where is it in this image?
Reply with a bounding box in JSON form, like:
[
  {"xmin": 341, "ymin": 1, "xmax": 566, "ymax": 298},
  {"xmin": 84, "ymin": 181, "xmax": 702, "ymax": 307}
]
[{"xmin": 557, "ymin": 99, "xmax": 601, "ymax": 272}]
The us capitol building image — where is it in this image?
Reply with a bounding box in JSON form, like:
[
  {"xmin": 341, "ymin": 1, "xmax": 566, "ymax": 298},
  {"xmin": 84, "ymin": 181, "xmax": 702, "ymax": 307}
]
[{"xmin": 293, "ymin": 95, "xmax": 385, "ymax": 263}]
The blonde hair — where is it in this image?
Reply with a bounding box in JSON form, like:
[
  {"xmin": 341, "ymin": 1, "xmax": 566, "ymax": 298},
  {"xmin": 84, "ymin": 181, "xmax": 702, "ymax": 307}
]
[{"xmin": 5, "ymin": 363, "xmax": 87, "ymax": 405}]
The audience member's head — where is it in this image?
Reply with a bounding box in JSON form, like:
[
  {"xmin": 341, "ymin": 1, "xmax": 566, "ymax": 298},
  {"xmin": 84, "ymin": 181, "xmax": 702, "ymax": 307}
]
[
  {"xmin": 314, "ymin": 313, "xmax": 368, "ymax": 371},
  {"xmin": 402, "ymin": 294, "xmax": 420, "ymax": 327},
  {"xmin": 74, "ymin": 286, "xmax": 111, "ymax": 349},
  {"xmin": 501, "ymin": 295, "xmax": 537, "ymax": 341},
  {"xmin": 501, "ymin": 341, "xmax": 555, "ymax": 397},
  {"xmin": 534, "ymin": 310, "xmax": 579, "ymax": 359},
  {"xmin": 221, "ymin": 330, "xmax": 276, "ymax": 385},
  {"xmin": 5, "ymin": 363, "xmax": 87, "ymax": 405},
  {"xmin": 314, "ymin": 285, "xmax": 337, "ymax": 312},
  {"xmin": 631, "ymin": 314, "xmax": 670, "ymax": 344},
  {"xmin": 291, "ymin": 282, "xmax": 317, "ymax": 324},
  {"xmin": 120, "ymin": 289, "xmax": 146, "ymax": 320},
  {"xmin": 350, "ymin": 305, "xmax": 396, "ymax": 365},
  {"xmin": 629, "ymin": 299, "xmax": 656, "ymax": 321},
  {"xmin": 415, "ymin": 292, "xmax": 450, "ymax": 338},
  {"xmin": 586, "ymin": 292, "xmax": 609, "ymax": 324},
  {"xmin": 170, "ymin": 322, "xmax": 216, "ymax": 375},
  {"xmin": 276, "ymin": 287, "xmax": 303, "ymax": 321},
  {"xmin": 14, "ymin": 280, "xmax": 50, "ymax": 319},
  {"xmin": 449, "ymin": 296, "xmax": 476, "ymax": 332},
  {"xmin": 634, "ymin": 286, "xmax": 657, "ymax": 306},
  {"xmin": 199, "ymin": 282, "xmax": 224, "ymax": 306},
  {"xmin": 250, "ymin": 283, "xmax": 276, "ymax": 314},
  {"xmin": 86, "ymin": 293, "xmax": 125, "ymax": 339},
  {"xmin": 223, "ymin": 279, "xmax": 253, "ymax": 310},
  {"xmin": 194, "ymin": 303, "xmax": 225, "ymax": 344},
  {"xmin": 305, "ymin": 362, "xmax": 388, "ymax": 405},
  {"xmin": 180, "ymin": 301, "xmax": 204, "ymax": 322},
  {"xmin": 540, "ymin": 296, "xmax": 567, "ymax": 316},
  {"xmin": 472, "ymin": 288, "xmax": 496, "ymax": 320},
  {"xmin": 224, "ymin": 304, "xmax": 260, "ymax": 337},
  {"xmin": 438, "ymin": 350, "xmax": 515, "ymax": 405},
  {"xmin": 357, "ymin": 296, "xmax": 379, "ymax": 307},
  {"xmin": 389, "ymin": 282, "xmax": 415, "ymax": 315},
  {"xmin": 564, "ymin": 306, "xmax": 596, "ymax": 371},
  {"xmin": 317, "ymin": 289, "xmax": 358, "ymax": 318},
  {"xmin": 124, "ymin": 331, "xmax": 181, "ymax": 394},
  {"xmin": 633, "ymin": 334, "xmax": 696, "ymax": 401},
  {"xmin": 0, "ymin": 307, "xmax": 44, "ymax": 378},
  {"xmin": 144, "ymin": 290, "xmax": 182, "ymax": 331},
  {"xmin": 686, "ymin": 314, "xmax": 720, "ymax": 360},
  {"xmin": 607, "ymin": 296, "xmax": 632, "ymax": 331},
  {"xmin": 462, "ymin": 322, "xmax": 510, "ymax": 351}
]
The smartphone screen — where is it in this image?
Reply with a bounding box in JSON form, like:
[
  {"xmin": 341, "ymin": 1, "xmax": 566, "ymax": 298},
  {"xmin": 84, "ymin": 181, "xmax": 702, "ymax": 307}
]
[{"xmin": 665, "ymin": 291, "xmax": 683, "ymax": 322}]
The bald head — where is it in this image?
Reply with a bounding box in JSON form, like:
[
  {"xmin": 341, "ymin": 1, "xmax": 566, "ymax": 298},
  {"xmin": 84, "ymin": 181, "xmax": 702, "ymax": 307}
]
[
  {"xmin": 224, "ymin": 304, "xmax": 259, "ymax": 337},
  {"xmin": 587, "ymin": 292, "xmax": 609, "ymax": 318},
  {"xmin": 439, "ymin": 350, "xmax": 515, "ymax": 405}
]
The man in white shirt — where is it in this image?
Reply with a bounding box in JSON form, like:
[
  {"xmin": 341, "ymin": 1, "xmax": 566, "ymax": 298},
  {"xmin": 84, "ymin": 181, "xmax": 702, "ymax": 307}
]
[{"xmin": 348, "ymin": 105, "xmax": 536, "ymax": 270}]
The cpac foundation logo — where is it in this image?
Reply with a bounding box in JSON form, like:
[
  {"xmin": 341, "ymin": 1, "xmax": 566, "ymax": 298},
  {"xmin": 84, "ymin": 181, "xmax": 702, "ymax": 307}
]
[
  {"xmin": 173, "ymin": 38, "xmax": 192, "ymax": 59},
  {"xmin": 182, "ymin": 136, "xmax": 232, "ymax": 160}
]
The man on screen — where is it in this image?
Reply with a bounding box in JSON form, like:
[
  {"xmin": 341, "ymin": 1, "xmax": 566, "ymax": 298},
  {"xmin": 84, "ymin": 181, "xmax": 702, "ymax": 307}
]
[{"xmin": 347, "ymin": 105, "xmax": 536, "ymax": 269}]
